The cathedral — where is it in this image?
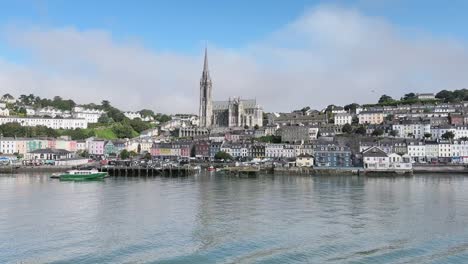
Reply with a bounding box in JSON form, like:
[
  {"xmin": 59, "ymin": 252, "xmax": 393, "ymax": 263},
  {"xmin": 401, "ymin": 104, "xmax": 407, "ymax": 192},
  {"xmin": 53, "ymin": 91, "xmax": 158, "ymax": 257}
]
[{"xmin": 199, "ymin": 48, "xmax": 263, "ymax": 128}]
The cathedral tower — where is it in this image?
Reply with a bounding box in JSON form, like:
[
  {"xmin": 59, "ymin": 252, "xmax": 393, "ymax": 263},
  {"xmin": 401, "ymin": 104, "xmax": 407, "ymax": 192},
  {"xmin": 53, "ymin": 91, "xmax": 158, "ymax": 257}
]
[{"xmin": 199, "ymin": 48, "xmax": 213, "ymax": 127}]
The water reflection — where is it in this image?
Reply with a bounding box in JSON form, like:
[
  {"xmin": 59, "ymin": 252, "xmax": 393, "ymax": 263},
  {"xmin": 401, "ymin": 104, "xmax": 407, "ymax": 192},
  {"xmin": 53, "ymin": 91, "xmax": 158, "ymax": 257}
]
[{"xmin": 1, "ymin": 173, "xmax": 468, "ymax": 263}]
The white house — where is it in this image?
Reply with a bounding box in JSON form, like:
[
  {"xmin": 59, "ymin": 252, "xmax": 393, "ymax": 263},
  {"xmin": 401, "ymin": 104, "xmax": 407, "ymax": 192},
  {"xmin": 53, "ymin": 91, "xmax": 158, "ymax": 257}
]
[
  {"xmin": 431, "ymin": 126, "xmax": 456, "ymax": 140},
  {"xmin": 0, "ymin": 108, "xmax": 9, "ymax": 116},
  {"xmin": 0, "ymin": 138, "xmax": 17, "ymax": 154},
  {"xmin": 392, "ymin": 122, "xmax": 431, "ymax": 139},
  {"xmin": 424, "ymin": 142, "xmax": 439, "ymax": 162},
  {"xmin": 362, "ymin": 146, "xmax": 389, "ymax": 170},
  {"xmin": 36, "ymin": 106, "xmax": 70, "ymax": 118},
  {"xmin": 416, "ymin": 93, "xmax": 435, "ymax": 100},
  {"xmin": 407, "ymin": 142, "xmax": 425, "ymax": 162},
  {"xmin": 388, "ymin": 153, "xmax": 412, "ymax": 170},
  {"xmin": 72, "ymin": 107, "xmax": 104, "ymax": 123},
  {"xmin": 0, "ymin": 117, "xmax": 88, "ymax": 129},
  {"xmin": 334, "ymin": 113, "xmax": 352, "ymax": 126},
  {"xmin": 124, "ymin": 112, "xmax": 142, "ymax": 120},
  {"xmin": 438, "ymin": 142, "xmax": 452, "ymax": 158},
  {"xmin": 265, "ymin": 144, "xmax": 284, "ymax": 158}
]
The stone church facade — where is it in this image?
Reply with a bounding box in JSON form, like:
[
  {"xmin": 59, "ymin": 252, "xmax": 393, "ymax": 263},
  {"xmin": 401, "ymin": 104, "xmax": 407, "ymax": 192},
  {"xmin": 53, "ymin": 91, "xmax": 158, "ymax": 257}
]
[{"xmin": 199, "ymin": 49, "xmax": 263, "ymax": 128}]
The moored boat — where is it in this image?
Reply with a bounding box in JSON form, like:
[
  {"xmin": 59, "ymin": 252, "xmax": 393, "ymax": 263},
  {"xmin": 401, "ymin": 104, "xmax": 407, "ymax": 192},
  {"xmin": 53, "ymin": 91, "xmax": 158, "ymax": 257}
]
[{"xmin": 56, "ymin": 169, "xmax": 107, "ymax": 181}]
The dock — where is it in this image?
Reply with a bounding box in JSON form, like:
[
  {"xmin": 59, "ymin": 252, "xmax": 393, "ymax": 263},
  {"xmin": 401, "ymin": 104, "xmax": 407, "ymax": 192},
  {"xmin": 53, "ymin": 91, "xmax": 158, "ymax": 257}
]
[{"xmin": 98, "ymin": 166, "xmax": 197, "ymax": 177}]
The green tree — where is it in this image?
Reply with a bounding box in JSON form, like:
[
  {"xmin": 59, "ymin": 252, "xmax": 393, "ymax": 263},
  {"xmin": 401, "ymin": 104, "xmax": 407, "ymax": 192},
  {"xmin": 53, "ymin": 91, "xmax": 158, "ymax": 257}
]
[
  {"xmin": 254, "ymin": 124, "xmax": 259, "ymax": 130},
  {"xmin": 344, "ymin": 103, "xmax": 360, "ymax": 113},
  {"xmin": 342, "ymin": 123, "xmax": 353, "ymax": 134},
  {"xmin": 372, "ymin": 128, "xmax": 384, "ymax": 137},
  {"xmin": 98, "ymin": 114, "xmax": 112, "ymax": 124},
  {"xmin": 139, "ymin": 109, "xmax": 155, "ymax": 117},
  {"xmin": 355, "ymin": 126, "xmax": 367, "ymax": 135},
  {"xmin": 137, "ymin": 143, "xmax": 141, "ymax": 154},
  {"xmin": 403, "ymin": 93, "xmax": 416, "ymax": 100},
  {"xmin": 101, "ymin": 100, "xmax": 111, "ymax": 110},
  {"xmin": 112, "ymin": 123, "xmax": 135, "ymax": 139},
  {"xmin": 214, "ymin": 151, "xmax": 233, "ymax": 161},
  {"xmin": 389, "ymin": 130, "xmax": 398, "ymax": 137},
  {"xmin": 79, "ymin": 150, "xmax": 89, "ymax": 158},
  {"xmin": 378, "ymin": 94, "xmax": 394, "ymax": 104},
  {"xmin": 442, "ymin": 131, "xmax": 455, "ymax": 141},
  {"xmin": 144, "ymin": 152, "xmax": 152, "ymax": 160},
  {"xmin": 129, "ymin": 118, "xmax": 151, "ymax": 133},
  {"xmin": 120, "ymin": 149, "xmax": 130, "ymax": 159},
  {"xmin": 424, "ymin": 133, "xmax": 432, "ymax": 139},
  {"xmin": 155, "ymin": 114, "xmax": 172, "ymax": 123}
]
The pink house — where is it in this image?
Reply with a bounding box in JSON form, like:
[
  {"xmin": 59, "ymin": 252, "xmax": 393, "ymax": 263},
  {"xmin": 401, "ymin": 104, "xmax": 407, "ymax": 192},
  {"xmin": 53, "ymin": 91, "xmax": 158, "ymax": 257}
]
[{"xmin": 88, "ymin": 140, "xmax": 105, "ymax": 155}]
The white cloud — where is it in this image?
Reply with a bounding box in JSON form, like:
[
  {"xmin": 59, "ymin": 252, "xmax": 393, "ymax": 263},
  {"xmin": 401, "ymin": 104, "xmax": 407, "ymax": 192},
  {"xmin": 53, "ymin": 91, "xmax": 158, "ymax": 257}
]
[{"xmin": 1, "ymin": 5, "xmax": 468, "ymax": 113}]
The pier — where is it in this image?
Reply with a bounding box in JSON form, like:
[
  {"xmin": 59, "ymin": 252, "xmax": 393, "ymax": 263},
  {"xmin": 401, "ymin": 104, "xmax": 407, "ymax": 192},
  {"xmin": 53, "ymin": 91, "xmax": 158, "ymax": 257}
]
[{"xmin": 99, "ymin": 166, "xmax": 197, "ymax": 177}]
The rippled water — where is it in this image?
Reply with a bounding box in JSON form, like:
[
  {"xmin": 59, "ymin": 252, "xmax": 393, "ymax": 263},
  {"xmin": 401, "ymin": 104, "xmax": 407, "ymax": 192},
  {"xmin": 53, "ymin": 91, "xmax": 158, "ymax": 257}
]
[{"xmin": 1, "ymin": 173, "xmax": 468, "ymax": 263}]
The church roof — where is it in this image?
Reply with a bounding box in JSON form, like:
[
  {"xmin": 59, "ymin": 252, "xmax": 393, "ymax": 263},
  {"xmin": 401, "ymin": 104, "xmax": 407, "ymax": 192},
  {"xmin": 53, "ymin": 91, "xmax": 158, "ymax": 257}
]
[{"xmin": 212, "ymin": 99, "xmax": 258, "ymax": 110}]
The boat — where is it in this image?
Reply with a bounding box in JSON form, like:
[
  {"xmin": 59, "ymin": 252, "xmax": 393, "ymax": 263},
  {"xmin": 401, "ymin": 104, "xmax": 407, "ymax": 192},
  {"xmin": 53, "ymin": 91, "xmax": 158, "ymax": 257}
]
[
  {"xmin": 207, "ymin": 166, "xmax": 216, "ymax": 172},
  {"xmin": 55, "ymin": 169, "xmax": 108, "ymax": 181}
]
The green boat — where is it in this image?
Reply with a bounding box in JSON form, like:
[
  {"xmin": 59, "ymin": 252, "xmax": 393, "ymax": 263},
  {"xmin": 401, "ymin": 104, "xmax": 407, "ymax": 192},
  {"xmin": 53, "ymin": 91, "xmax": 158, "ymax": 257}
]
[{"xmin": 56, "ymin": 169, "xmax": 108, "ymax": 181}]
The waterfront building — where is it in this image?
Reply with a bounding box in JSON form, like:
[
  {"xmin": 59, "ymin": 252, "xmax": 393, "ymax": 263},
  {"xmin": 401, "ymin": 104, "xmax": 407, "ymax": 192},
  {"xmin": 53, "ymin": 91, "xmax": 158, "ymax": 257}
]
[
  {"xmin": 76, "ymin": 140, "xmax": 86, "ymax": 152},
  {"xmin": 265, "ymin": 144, "xmax": 284, "ymax": 158},
  {"xmin": 111, "ymin": 140, "xmax": 126, "ymax": 153},
  {"xmin": 88, "ymin": 140, "xmax": 105, "ymax": 156},
  {"xmin": 314, "ymin": 144, "xmax": 352, "ymax": 167},
  {"xmin": 0, "ymin": 137, "xmax": 17, "ymax": 154},
  {"xmin": 250, "ymin": 144, "xmax": 266, "ymax": 159},
  {"xmin": 362, "ymin": 147, "xmax": 389, "ymax": 170},
  {"xmin": 15, "ymin": 138, "xmax": 28, "ymax": 155},
  {"xmin": 407, "ymin": 141, "xmax": 426, "ymax": 162},
  {"xmin": 26, "ymin": 148, "xmax": 73, "ymax": 161},
  {"xmin": 194, "ymin": 141, "xmax": 210, "ymax": 159},
  {"xmin": 0, "ymin": 116, "xmax": 87, "ymax": 129},
  {"xmin": 104, "ymin": 141, "xmax": 117, "ymax": 156},
  {"xmin": 209, "ymin": 141, "xmax": 222, "ymax": 158},
  {"xmin": 296, "ymin": 153, "xmax": 314, "ymax": 167}
]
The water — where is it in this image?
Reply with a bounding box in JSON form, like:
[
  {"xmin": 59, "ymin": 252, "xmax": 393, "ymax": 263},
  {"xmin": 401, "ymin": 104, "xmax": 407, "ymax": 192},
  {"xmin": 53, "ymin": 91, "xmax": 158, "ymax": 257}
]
[{"xmin": 1, "ymin": 173, "xmax": 468, "ymax": 263}]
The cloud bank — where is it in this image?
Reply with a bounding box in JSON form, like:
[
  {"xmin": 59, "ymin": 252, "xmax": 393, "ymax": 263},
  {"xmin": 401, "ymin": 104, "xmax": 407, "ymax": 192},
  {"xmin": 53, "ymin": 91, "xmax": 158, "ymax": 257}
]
[{"xmin": 1, "ymin": 5, "xmax": 468, "ymax": 113}]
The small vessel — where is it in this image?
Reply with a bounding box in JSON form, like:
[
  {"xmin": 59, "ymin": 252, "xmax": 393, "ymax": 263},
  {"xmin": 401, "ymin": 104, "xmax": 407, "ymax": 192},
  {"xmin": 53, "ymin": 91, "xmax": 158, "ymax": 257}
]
[
  {"xmin": 207, "ymin": 166, "xmax": 216, "ymax": 172},
  {"xmin": 55, "ymin": 169, "xmax": 108, "ymax": 181}
]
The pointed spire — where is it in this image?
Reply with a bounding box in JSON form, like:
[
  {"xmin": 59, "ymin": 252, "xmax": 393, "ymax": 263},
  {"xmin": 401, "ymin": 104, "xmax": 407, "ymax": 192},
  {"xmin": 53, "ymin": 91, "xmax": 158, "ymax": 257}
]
[{"xmin": 203, "ymin": 46, "xmax": 209, "ymax": 73}]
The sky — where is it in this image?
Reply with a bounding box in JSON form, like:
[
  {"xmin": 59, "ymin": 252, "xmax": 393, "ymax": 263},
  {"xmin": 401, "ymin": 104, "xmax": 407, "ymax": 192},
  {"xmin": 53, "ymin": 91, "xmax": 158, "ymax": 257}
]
[{"xmin": 1, "ymin": 0, "xmax": 468, "ymax": 114}]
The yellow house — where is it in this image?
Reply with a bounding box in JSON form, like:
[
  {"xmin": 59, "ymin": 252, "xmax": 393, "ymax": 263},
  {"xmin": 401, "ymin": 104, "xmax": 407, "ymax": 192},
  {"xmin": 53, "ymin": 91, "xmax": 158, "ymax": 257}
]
[
  {"xmin": 296, "ymin": 153, "xmax": 314, "ymax": 167},
  {"xmin": 358, "ymin": 111, "xmax": 384, "ymax": 125}
]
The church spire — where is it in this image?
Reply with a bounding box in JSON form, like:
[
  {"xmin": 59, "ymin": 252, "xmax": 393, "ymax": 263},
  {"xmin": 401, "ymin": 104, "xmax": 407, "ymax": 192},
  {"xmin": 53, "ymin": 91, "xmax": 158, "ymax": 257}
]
[{"xmin": 202, "ymin": 46, "xmax": 210, "ymax": 78}]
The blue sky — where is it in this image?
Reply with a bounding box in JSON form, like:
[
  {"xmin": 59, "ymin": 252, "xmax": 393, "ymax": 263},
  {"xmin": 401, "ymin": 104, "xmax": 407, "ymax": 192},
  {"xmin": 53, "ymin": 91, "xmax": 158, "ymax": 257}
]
[
  {"xmin": 1, "ymin": 0, "xmax": 468, "ymax": 113},
  {"xmin": 2, "ymin": 0, "xmax": 468, "ymax": 55}
]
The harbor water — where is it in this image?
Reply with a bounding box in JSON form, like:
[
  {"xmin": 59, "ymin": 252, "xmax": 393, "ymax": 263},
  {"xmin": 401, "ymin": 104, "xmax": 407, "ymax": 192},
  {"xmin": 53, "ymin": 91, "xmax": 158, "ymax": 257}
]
[{"xmin": 1, "ymin": 173, "xmax": 468, "ymax": 263}]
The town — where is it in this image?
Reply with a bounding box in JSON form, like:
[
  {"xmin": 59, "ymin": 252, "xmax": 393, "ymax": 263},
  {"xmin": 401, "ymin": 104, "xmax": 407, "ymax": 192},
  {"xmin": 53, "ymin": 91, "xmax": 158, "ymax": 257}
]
[{"xmin": 1, "ymin": 50, "xmax": 468, "ymax": 174}]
